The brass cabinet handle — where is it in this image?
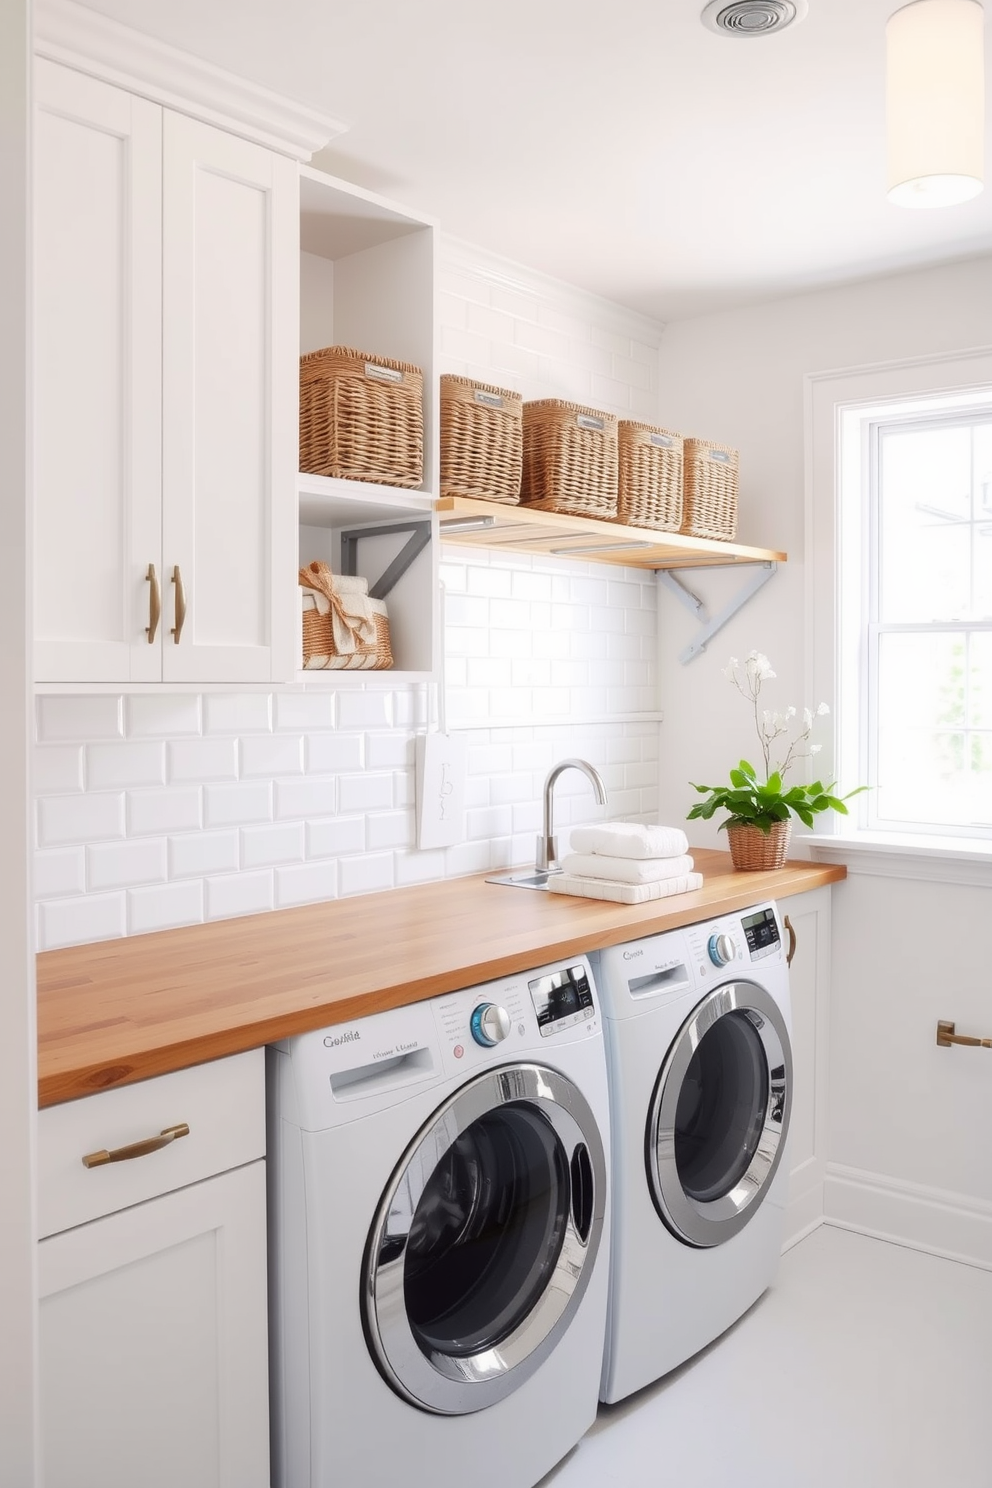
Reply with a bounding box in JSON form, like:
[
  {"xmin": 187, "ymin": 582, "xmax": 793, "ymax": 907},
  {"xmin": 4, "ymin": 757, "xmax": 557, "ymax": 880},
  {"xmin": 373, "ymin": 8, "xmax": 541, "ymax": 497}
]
[
  {"xmin": 171, "ymin": 565, "xmax": 186, "ymax": 644},
  {"xmin": 82, "ymin": 1122, "xmax": 190, "ymax": 1169},
  {"xmin": 936, "ymin": 1020, "xmax": 992, "ymax": 1050},
  {"xmin": 146, "ymin": 563, "xmax": 161, "ymax": 644},
  {"xmin": 784, "ymin": 914, "xmax": 797, "ymax": 967}
]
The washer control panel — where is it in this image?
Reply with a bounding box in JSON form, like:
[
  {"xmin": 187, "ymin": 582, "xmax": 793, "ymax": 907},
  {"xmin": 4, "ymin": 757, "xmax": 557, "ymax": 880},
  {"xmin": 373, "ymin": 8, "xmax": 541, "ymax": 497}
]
[
  {"xmin": 707, "ymin": 931, "xmax": 738, "ymax": 967},
  {"xmin": 470, "ymin": 1002, "xmax": 512, "ymax": 1047},
  {"xmin": 528, "ymin": 963, "xmax": 596, "ymax": 1036},
  {"xmin": 740, "ymin": 904, "xmax": 781, "ymax": 961},
  {"xmin": 683, "ymin": 901, "xmax": 782, "ymax": 978}
]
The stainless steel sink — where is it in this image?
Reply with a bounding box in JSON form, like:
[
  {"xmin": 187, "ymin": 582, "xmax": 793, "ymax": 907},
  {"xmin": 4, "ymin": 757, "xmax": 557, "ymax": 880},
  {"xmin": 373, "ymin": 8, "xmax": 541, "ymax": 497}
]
[{"xmin": 485, "ymin": 870, "xmax": 555, "ymax": 891}]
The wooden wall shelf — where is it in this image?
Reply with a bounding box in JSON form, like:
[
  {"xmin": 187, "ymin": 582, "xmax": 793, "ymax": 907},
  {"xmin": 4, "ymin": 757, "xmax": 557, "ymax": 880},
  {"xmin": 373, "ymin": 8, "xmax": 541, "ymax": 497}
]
[{"xmin": 436, "ymin": 496, "xmax": 786, "ymax": 571}]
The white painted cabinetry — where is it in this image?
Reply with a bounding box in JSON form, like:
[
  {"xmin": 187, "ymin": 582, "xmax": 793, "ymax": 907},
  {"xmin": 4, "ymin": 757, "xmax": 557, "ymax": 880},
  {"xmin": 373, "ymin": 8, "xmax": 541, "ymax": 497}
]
[
  {"xmin": 779, "ymin": 884, "xmax": 832, "ymax": 1246},
  {"xmin": 34, "ymin": 59, "xmax": 298, "ymax": 686},
  {"xmin": 37, "ymin": 1051, "xmax": 269, "ymax": 1488}
]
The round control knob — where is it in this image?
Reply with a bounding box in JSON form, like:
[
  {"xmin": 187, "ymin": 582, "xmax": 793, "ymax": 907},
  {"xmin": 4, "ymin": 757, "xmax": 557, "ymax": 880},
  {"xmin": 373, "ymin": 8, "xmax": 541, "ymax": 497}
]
[
  {"xmin": 470, "ymin": 1002, "xmax": 512, "ymax": 1047},
  {"xmin": 708, "ymin": 931, "xmax": 738, "ymax": 967}
]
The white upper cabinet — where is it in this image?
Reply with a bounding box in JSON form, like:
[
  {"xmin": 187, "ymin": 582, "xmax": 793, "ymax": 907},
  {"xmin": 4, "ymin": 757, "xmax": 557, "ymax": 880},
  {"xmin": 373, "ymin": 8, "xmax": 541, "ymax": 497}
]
[{"xmin": 34, "ymin": 60, "xmax": 298, "ymax": 686}]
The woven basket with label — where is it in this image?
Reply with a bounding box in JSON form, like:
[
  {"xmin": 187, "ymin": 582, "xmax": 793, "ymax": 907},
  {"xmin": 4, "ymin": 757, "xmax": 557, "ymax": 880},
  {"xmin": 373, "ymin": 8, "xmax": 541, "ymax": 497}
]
[{"xmin": 299, "ymin": 561, "xmax": 393, "ymax": 671}]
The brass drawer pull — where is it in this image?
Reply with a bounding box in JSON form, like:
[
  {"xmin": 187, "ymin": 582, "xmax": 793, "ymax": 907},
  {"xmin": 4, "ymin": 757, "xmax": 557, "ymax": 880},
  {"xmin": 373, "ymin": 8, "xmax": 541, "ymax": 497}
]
[
  {"xmin": 784, "ymin": 914, "xmax": 797, "ymax": 967},
  {"xmin": 171, "ymin": 564, "xmax": 187, "ymax": 644},
  {"xmin": 146, "ymin": 563, "xmax": 161, "ymax": 644},
  {"xmin": 936, "ymin": 1021, "xmax": 992, "ymax": 1050},
  {"xmin": 82, "ymin": 1122, "xmax": 190, "ymax": 1169}
]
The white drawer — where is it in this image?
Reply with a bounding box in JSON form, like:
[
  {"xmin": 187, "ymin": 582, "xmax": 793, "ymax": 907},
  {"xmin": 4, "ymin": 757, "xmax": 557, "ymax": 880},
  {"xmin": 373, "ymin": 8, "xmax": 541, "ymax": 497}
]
[{"xmin": 38, "ymin": 1050, "xmax": 265, "ymax": 1239}]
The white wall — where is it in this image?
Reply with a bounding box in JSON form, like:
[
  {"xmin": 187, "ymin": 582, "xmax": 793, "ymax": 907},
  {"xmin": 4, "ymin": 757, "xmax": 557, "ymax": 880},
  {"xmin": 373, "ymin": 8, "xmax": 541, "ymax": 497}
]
[
  {"xmin": 652, "ymin": 253, "xmax": 992, "ymax": 1264},
  {"xmin": 0, "ymin": 0, "xmax": 38, "ymax": 1478},
  {"xmin": 32, "ymin": 240, "xmax": 664, "ymax": 950}
]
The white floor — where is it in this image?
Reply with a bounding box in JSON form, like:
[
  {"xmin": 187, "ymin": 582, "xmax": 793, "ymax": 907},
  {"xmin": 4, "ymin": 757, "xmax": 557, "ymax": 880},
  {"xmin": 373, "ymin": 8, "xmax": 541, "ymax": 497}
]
[{"xmin": 540, "ymin": 1225, "xmax": 992, "ymax": 1488}]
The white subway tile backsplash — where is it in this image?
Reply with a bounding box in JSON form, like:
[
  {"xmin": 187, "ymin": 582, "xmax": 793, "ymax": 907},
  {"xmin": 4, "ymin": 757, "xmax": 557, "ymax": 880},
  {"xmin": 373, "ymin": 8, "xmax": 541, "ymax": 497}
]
[
  {"xmin": 275, "ymin": 860, "xmax": 340, "ymax": 908},
  {"xmin": 467, "ymin": 566, "xmax": 513, "ymax": 599},
  {"xmin": 34, "ymin": 848, "xmax": 85, "ymax": 899},
  {"xmin": 168, "ymin": 830, "xmax": 239, "ymax": 880},
  {"xmin": 366, "ymin": 733, "xmax": 414, "ymax": 771},
  {"xmin": 338, "ymin": 773, "xmax": 394, "ymax": 813},
  {"xmin": 306, "ymin": 733, "xmax": 363, "ymax": 774},
  {"xmin": 206, "ymin": 871, "xmax": 274, "ymax": 921},
  {"xmin": 128, "ymin": 881, "xmax": 204, "ymax": 935},
  {"xmin": 337, "ymin": 854, "xmax": 394, "ymax": 898},
  {"xmin": 37, "ymin": 695, "xmax": 123, "ymax": 743},
  {"xmin": 126, "ymin": 695, "xmax": 201, "ymax": 737},
  {"xmin": 241, "ymin": 735, "xmax": 303, "ymax": 778},
  {"xmin": 204, "ymin": 782, "xmax": 273, "ymax": 828},
  {"xmin": 88, "ymin": 838, "xmax": 167, "ymax": 891},
  {"xmin": 39, "ymin": 892, "xmax": 126, "ymax": 950},
  {"xmin": 128, "ymin": 788, "xmax": 202, "ymax": 837},
  {"xmin": 203, "ymin": 694, "xmax": 272, "ymax": 734},
  {"xmin": 306, "ymin": 817, "xmax": 365, "ymax": 858},
  {"xmin": 274, "ymin": 693, "xmax": 336, "ymax": 731},
  {"xmin": 367, "ymin": 810, "xmax": 415, "ymax": 850},
  {"xmin": 337, "ymin": 691, "xmax": 393, "ymax": 731},
  {"xmin": 38, "ymin": 793, "xmax": 125, "ymax": 848},
  {"xmin": 168, "ymin": 739, "xmax": 238, "ymax": 783},
  {"xmin": 395, "ymin": 848, "xmax": 446, "ymax": 886},
  {"xmin": 467, "ymin": 805, "xmax": 513, "ymax": 839},
  {"xmin": 34, "ymin": 745, "xmax": 83, "ymax": 795},
  {"xmin": 87, "ymin": 742, "xmax": 166, "ymax": 790},
  {"xmin": 444, "ymin": 840, "xmax": 493, "ymax": 877},
  {"xmin": 274, "ymin": 776, "xmax": 337, "ymax": 821},
  {"xmin": 241, "ymin": 822, "xmax": 305, "ymax": 869}
]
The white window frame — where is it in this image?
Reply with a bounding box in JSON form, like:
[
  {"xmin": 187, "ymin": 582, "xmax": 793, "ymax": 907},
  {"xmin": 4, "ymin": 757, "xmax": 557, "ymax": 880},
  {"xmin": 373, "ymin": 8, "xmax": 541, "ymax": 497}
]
[{"xmin": 806, "ymin": 348, "xmax": 992, "ymax": 877}]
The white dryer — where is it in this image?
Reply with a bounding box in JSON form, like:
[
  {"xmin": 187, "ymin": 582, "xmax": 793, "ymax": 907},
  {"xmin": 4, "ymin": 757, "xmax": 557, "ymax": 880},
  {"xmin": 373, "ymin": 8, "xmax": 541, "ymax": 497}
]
[
  {"xmin": 593, "ymin": 900, "xmax": 792, "ymax": 1404},
  {"xmin": 267, "ymin": 955, "xmax": 611, "ymax": 1488}
]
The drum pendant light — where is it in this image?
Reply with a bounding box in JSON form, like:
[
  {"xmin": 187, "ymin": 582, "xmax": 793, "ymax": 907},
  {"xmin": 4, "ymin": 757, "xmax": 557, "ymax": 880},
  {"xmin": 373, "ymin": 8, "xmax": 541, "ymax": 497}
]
[{"xmin": 886, "ymin": 0, "xmax": 985, "ymax": 207}]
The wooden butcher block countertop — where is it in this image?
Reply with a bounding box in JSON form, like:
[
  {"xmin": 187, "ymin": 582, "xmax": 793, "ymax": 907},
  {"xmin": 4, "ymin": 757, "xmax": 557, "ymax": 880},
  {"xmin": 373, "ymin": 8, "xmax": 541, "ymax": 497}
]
[{"xmin": 36, "ymin": 849, "xmax": 845, "ymax": 1107}]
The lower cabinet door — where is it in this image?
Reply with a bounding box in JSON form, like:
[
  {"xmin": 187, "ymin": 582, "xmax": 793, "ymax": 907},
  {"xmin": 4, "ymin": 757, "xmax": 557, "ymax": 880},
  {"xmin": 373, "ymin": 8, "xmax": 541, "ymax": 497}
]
[{"xmin": 38, "ymin": 1159, "xmax": 269, "ymax": 1488}]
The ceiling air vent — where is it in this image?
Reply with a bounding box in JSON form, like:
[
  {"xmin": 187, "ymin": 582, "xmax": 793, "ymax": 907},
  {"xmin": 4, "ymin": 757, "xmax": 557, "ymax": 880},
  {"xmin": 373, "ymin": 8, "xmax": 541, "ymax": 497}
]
[{"xmin": 701, "ymin": 0, "xmax": 808, "ymax": 36}]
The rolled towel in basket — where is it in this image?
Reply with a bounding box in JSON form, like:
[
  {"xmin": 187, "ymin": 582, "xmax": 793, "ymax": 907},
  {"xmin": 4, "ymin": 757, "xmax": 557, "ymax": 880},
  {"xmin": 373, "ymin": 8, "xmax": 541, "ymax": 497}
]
[
  {"xmin": 569, "ymin": 822, "xmax": 689, "ymax": 860},
  {"xmin": 560, "ymin": 852, "xmax": 695, "ymax": 886}
]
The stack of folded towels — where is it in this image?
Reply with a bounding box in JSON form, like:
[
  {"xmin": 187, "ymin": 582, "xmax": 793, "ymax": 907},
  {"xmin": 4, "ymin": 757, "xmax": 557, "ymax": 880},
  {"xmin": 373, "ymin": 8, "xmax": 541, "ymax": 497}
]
[{"xmin": 548, "ymin": 822, "xmax": 703, "ymax": 904}]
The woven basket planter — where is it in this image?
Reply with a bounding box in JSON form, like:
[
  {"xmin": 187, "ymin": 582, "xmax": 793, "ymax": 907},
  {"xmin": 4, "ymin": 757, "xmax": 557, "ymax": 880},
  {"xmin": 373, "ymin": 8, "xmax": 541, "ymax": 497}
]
[
  {"xmin": 300, "ymin": 346, "xmax": 423, "ymax": 488},
  {"xmin": 681, "ymin": 438, "xmax": 739, "ymax": 541},
  {"xmin": 617, "ymin": 422, "xmax": 683, "ymax": 531},
  {"xmin": 726, "ymin": 819, "xmax": 792, "ymax": 871},
  {"xmin": 521, "ymin": 399, "xmax": 618, "ymax": 518},
  {"xmin": 440, "ymin": 375, "xmax": 522, "ymax": 503}
]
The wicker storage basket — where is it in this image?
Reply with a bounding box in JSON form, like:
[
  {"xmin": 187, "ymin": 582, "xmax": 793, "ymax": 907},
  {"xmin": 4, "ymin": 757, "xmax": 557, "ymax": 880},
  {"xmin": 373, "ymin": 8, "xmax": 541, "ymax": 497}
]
[
  {"xmin": 681, "ymin": 437, "xmax": 739, "ymax": 541},
  {"xmin": 726, "ymin": 819, "xmax": 791, "ymax": 871},
  {"xmin": 521, "ymin": 400, "xmax": 618, "ymax": 518},
  {"xmin": 617, "ymin": 422, "xmax": 683, "ymax": 531},
  {"xmin": 440, "ymin": 375, "xmax": 522, "ymax": 503},
  {"xmin": 300, "ymin": 347, "xmax": 423, "ymax": 488},
  {"xmin": 299, "ymin": 562, "xmax": 393, "ymax": 671}
]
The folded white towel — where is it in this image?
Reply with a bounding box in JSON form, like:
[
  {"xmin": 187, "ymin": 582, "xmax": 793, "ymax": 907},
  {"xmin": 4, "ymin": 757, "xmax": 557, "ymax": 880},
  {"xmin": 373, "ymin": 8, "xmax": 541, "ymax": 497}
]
[
  {"xmin": 548, "ymin": 871, "xmax": 704, "ymax": 904},
  {"xmin": 560, "ymin": 852, "xmax": 695, "ymax": 885},
  {"xmin": 569, "ymin": 822, "xmax": 689, "ymax": 860}
]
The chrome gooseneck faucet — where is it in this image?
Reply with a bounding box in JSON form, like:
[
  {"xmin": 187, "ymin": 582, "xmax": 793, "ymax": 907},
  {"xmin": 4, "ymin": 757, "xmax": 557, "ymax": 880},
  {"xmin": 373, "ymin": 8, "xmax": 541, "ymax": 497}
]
[{"xmin": 537, "ymin": 758, "xmax": 608, "ymax": 874}]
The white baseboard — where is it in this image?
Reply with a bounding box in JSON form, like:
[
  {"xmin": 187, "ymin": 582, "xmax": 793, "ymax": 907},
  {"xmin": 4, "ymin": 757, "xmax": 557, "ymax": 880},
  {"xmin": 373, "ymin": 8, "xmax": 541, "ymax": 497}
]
[
  {"xmin": 784, "ymin": 1171, "xmax": 824, "ymax": 1251},
  {"xmin": 824, "ymin": 1163, "xmax": 992, "ymax": 1270}
]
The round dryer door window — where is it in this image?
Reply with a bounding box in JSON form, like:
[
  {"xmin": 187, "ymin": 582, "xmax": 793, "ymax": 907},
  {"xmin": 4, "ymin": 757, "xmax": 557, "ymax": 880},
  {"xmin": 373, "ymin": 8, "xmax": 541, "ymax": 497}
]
[
  {"xmin": 362, "ymin": 1063, "xmax": 607, "ymax": 1415},
  {"xmin": 645, "ymin": 981, "xmax": 792, "ymax": 1248}
]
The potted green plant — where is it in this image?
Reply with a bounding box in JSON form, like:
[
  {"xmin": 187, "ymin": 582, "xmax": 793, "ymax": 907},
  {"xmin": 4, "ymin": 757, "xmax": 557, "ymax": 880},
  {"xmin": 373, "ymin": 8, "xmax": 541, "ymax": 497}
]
[{"xmin": 687, "ymin": 652, "xmax": 865, "ymax": 870}]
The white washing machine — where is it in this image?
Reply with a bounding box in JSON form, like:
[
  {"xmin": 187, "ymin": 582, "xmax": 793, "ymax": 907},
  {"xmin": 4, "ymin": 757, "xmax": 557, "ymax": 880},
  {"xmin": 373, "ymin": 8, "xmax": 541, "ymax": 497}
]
[
  {"xmin": 593, "ymin": 900, "xmax": 792, "ymax": 1404},
  {"xmin": 267, "ymin": 955, "xmax": 611, "ymax": 1488}
]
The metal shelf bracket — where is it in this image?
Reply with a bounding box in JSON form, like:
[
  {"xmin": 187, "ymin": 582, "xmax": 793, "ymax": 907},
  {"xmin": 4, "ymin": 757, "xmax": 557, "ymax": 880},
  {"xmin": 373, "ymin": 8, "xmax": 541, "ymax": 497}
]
[
  {"xmin": 340, "ymin": 520, "xmax": 432, "ymax": 601},
  {"xmin": 658, "ymin": 561, "xmax": 779, "ymax": 664}
]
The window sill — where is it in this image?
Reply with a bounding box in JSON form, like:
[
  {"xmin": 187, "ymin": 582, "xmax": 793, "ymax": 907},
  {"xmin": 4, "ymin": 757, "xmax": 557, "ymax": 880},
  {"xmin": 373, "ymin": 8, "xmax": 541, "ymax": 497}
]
[{"xmin": 798, "ymin": 829, "xmax": 992, "ymax": 887}]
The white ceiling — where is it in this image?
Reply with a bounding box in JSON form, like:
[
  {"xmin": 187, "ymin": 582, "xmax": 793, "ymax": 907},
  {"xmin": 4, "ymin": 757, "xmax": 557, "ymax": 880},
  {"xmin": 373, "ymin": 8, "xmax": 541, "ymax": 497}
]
[{"xmin": 76, "ymin": 0, "xmax": 992, "ymax": 321}]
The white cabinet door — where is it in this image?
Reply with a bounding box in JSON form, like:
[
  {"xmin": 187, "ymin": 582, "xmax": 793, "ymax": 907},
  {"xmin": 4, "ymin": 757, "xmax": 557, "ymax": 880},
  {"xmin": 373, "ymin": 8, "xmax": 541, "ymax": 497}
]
[
  {"xmin": 34, "ymin": 60, "xmax": 163, "ymax": 684},
  {"xmin": 162, "ymin": 112, "xmax": 298, "ymax": 684},
  {"xmin": 38, "ymin": 1159, "xmax": 270, "ymax": 1488},
  {"xmin": 778, "ymin": 885, "xmax": 832, "ymax": 1246}
]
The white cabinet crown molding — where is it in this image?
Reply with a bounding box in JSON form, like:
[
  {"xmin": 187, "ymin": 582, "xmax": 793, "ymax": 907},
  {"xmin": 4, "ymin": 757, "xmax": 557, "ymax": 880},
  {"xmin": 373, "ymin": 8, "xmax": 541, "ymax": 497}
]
[{"xmin": 34, "ymin": 0, "xmax": 347, "ymax": 159}]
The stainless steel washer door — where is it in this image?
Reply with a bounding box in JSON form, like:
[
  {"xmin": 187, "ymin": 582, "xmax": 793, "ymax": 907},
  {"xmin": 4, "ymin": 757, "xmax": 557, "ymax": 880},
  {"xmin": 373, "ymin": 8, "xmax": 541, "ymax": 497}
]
[
  {"xmin": 646, "ymin": 981, "xmax": 791, "ymax": 1249},
  {"xmin": 363, "ymin": 1063, "xmax": 607, "ymax": 1415}
]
